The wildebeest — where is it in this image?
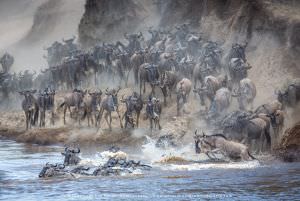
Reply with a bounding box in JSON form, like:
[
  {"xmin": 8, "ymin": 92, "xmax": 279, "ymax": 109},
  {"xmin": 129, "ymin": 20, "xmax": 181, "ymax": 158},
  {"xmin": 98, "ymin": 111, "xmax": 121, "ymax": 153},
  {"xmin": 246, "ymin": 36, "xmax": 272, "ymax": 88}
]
[
  {"xmin": 193, "ymin": 75, "xmax": 222, "ymax": 110},
  {"xmin": 254, "ymin": 100, "xmax": 282, "ymax": 116},
  {"xmin": 139, "ymin": 63, "xmax": 160, "ymax": 95},
  {"xmin": 61, "ymin": 147, "xmax": 81, "ymax": 166},
  {"xmin": 275, "ymin": 78, "xmax": 300, "ymax": 108},
  {"xmin": 59, "ymin": 89, "xmax": 86, "ymax": 125},
  {"xmin": 232, "ymin": 78, "xmax": 256, "ymax": 110},
  {"xmin": 207, "ymin": 87, "xmax": 231, "ymax": 119},
  {"xmin": 0, "ymin": 53, "xmax": 14, "ymax": 73},
  {"xmin": 237, "ymin": 115, "xmax": 271, "ymax": 152},
  {"xmin": 37, "ymin": 89, "xmax": 56, "ymax": 127},
  {"xmin": 19, "ymin": 90, "xmax": 39, "ymax": 130},
  {"xmin": 130, "ymin": 51, "xmax": 144, "ymax": 85},
  {"xmin": 226, "ymin": 43, "xmax": 247, "ymax": 62},
  {"xmin": 267, "ymin": 110, "xmax": 285, "ymax": 138},
  {"xmin": 39, "ymin": 163, "xmax": 66, "ymax": 178},
  {"xmin": 97, "ymin": 88, "xmax": 123, "ymax": 130},
  {"xmin": 194, "ymin": 131, "xmax": 255, "ymax": 161},
  {"xmin": 159, "ymin": 71, "xmax": 181, "ymax": 106},
  {"xmin": 176, "ymin": 78, "xmax": 192, "ymax": 116},
  {"xmin": 81, "ymin": 90, "xmax": 102, "ymax": 127},
  {"xmin": 228, "ymin": 58, "xmax": 252, "ymax": 86},
  {"xmin": 146, "ymin": 97, "xmax": 162, "ymax": 130},
  {"xmin": 121, "ymin": 92, "xmax": 143, "ymax": 128}
]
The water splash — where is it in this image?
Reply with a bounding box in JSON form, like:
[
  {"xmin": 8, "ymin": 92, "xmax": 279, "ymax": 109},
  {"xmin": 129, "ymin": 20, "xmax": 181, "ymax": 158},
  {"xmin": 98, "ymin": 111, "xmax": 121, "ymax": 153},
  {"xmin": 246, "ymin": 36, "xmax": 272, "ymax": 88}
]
[{"xmin": 141, "ymin": 136, "xmax": 261, "ymax": 171}]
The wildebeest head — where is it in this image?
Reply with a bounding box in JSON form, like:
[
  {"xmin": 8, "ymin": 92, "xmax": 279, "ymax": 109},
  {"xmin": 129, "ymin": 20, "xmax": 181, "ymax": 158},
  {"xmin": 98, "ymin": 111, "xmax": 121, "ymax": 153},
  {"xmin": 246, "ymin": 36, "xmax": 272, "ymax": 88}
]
[
  {"xmin": 275, "ymin": 89, "xmax": 288, "ymax": 105},
  {"xmin": 19, "ymin": 89, "xmax": 37, "ymax": 100},
  {"xmin": 61, "ymin": 147, "xmax": 81, "ymax": 166},
  {"xmin": 39, "ymin": 163, "xmax": 65, "ymax": 178},
  {"xmin": 194, "ymin": 130, "xmax": 223, "ymax": 154},
  {"xmin": 111, "ymin": 87, "xmax": 121, "ymax": 106}
]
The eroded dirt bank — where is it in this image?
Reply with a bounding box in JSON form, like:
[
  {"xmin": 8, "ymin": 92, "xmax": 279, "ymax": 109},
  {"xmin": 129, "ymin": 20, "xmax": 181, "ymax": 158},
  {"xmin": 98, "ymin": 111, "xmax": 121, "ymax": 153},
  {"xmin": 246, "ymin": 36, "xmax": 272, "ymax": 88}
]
[{"xmin": 275, "ymin": 122, "xmax": 300, "ymax": 162}]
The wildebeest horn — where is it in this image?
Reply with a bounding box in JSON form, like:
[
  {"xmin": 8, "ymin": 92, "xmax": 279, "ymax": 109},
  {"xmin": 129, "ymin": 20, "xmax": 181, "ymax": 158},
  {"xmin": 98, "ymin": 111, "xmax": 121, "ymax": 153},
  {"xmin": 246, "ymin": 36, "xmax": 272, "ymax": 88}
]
[{"xmin": 75, "ymin": 148, "xmax": 80, "ymax": 153}]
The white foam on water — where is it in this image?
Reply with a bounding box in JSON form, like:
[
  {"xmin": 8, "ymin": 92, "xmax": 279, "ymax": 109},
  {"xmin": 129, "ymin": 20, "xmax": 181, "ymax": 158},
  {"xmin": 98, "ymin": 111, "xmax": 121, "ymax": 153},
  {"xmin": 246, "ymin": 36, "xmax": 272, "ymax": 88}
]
[
  {"xmin": 159, "ymin": 160, "xmax": 261, "ymax": 171},
  {"xmin": 141, "ymin": 136, "xmax": 198, "ymax": 163}
]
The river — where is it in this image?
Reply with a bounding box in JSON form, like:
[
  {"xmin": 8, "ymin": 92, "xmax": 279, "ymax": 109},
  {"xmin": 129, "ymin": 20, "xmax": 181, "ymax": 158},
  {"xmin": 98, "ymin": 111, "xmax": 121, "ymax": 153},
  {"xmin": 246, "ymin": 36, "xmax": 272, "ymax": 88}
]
[{"xmin": 0, "ymin": 139, "xmax": 300, "ymax": 201}]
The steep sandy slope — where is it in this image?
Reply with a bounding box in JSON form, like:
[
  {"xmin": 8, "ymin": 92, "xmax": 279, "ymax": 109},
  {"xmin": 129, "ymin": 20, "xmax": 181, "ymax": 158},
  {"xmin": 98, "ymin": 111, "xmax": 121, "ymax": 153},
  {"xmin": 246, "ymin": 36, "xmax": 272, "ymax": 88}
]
[{"xmin": 78, "ymin": 0, "xmax": 300, "ymax": 104}]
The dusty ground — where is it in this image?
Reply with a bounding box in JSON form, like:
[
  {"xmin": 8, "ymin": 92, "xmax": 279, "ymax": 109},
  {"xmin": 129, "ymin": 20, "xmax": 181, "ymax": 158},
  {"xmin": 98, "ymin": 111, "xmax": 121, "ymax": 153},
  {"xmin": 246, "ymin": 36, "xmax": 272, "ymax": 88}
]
[{"xmin": 0, "ymin": 87, "xmax": 195, "ymax": 147}]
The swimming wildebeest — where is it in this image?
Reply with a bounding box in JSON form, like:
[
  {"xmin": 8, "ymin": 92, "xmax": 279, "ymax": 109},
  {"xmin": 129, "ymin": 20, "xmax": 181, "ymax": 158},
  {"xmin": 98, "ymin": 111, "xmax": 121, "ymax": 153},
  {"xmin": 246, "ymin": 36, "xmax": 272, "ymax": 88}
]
[
  {"xmin": 61, "ymin": 147, "xmax": 81, "ymax": 166},
  {"xmin": 97, "ymin": 87, "xmax": 123, "ymax": 130},
  {"xmin": 39, "ymin": 163, "xmax": 66, "ymax": 178},
  {"xmin": 59, "ymin": 89, "xmax": 85, "ymax": 125},
  {"xmin": 37, "ymin": 89, "xmax": 56, "ymax": 127},
  {"xmin": 176, "ymin": 78, "xmax": 192, "ymax": 116},
  {"xmin": 194, "ymin": 131, "xmax": 256, "ymax": 161},
  {"xmin": 19, "ymin": 90, "xmax": 39, "ymax": 130},
  {"xmin": 81, "ymin": 90, "xmax": 102, "ymax": 127},
  {"xmin": 232, "ymin": 78, "xmax": 256, "ymax": 110}
]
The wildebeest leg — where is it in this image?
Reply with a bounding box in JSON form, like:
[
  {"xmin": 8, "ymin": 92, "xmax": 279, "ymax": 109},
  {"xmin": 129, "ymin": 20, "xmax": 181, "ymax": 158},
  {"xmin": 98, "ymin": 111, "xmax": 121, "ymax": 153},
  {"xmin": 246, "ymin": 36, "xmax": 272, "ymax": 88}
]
[
  {"xmin": 25, "ymin": 111, "xmax": 29, "ymax": 130},
  {"xmin": 108, "ymin": 112, "xmax": 112, "ymax": 131},
  {"xmin": 125, "ymin": 70, "xmax": 131, "ymax": 87},
  {"xmin": 116, "ymin": 108, "xmax": 123, "ymax": 129},
  {"xmin": 136, "ymin": 111, "xmax": 140, "ymax": 128},
  {"xmin": 97, "ymin": 108, "xmax": 104, "ymax": 128},
  {"xmin": 149, "ymin": 118, "xmax": 153, "ymax": 130},
  {"xmin": 51, "ymin": 110, "xmax": 55, "ymax": 125},
  {"xmin": 151, "ymin": 85, "xmax": 155, "ymax": 96},
  {"xmin": 143, "ymin": 80, "xmax": 146, "ymax": 94},
  {"xmin": 104, "ymin": 112, "xmax": 110, "ymax": 130},
  {"xmin": 156, "ymin": 118, "xmax": 161, "ymax": 130},
  {"xmin": 177, "ymin": 97, "xmax": 180, "ymax": 116},
  {"xmin": 63, "ymin": 106, "xmax": 67, "ymax": 125},
  {"xmin": 161, "ymin": 87, "xmax": 167, "ymax": 106},
  {"xmin": 87, "ymin": 112, "xmax": 90, "ymax": 127},
  {"xmin": 134, "ymin": 69, "xmax": 139, "ymax": 85},
  {"xmin": 121, "ymin": 113, "xmax": 127, "ymax": 128}
]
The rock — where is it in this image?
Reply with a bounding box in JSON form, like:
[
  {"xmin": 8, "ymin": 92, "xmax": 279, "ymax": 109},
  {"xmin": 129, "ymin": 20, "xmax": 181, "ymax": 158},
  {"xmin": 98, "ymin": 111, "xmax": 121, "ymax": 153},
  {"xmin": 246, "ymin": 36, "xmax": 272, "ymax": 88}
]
[{"xmin": 275, "ymin": 122, "xmax": 300, "ymax": 162}]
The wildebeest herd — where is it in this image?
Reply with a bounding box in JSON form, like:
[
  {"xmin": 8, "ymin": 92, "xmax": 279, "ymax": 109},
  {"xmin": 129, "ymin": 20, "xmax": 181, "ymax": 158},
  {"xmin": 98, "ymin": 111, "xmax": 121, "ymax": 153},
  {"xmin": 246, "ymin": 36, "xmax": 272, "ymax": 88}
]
[
  {"xmin": 39, "ymin": 146, "xmax": 151, "ymax": 178},
  {"xmin": 1, "ymin": 24, "xmax": 300, "ymax": 157}
]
